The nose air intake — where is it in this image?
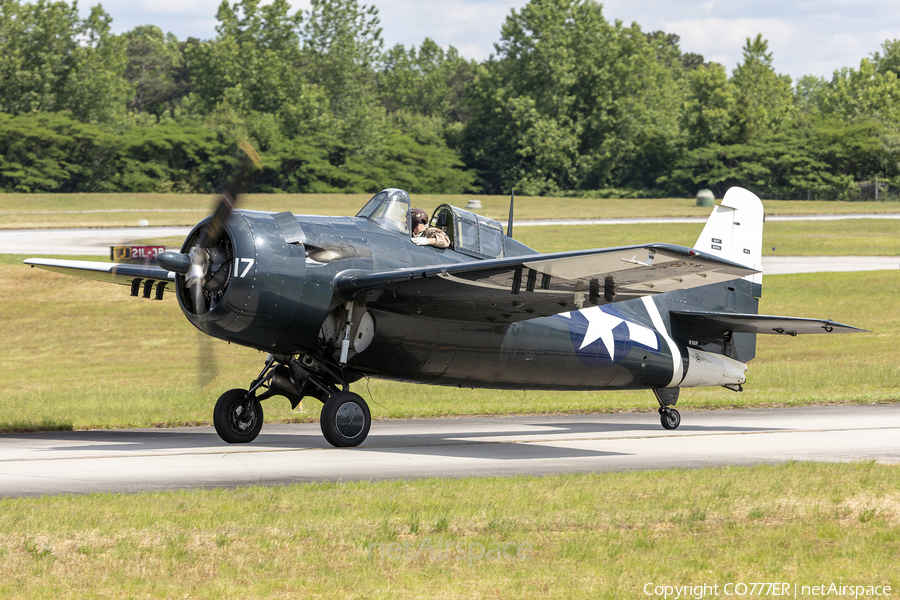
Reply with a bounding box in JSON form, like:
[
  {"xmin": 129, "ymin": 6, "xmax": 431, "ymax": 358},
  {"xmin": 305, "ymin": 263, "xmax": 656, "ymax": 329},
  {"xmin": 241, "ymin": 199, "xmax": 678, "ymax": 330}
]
[{"xmin": 175, "ymin": 228, "xmax": 236, "ymax": 315}]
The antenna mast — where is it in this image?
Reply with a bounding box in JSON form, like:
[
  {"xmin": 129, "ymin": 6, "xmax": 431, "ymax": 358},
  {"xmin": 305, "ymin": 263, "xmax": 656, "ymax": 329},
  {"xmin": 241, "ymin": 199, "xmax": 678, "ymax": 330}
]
[{"xmin": 507, "ymin": 189, "xmax": 515, "ymax": 238}]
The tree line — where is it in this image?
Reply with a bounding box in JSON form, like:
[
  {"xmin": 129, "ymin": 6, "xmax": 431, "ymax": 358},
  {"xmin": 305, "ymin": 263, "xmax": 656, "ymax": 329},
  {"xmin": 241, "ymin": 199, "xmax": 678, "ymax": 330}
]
[{"xmin": 2, "ymin": 0, "xmax": 900, "ymax": 200}]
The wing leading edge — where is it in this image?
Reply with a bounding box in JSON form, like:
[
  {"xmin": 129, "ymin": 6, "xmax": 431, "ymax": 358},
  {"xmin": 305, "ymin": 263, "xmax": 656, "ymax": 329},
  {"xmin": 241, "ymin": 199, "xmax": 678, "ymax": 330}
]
[
  {"xmin": 24, "ymin": 258, "xmax": 175, "ymax": 299},
  {"xmin": 334, "ymin": 243, "xmax": 757, "ymax": 324}
]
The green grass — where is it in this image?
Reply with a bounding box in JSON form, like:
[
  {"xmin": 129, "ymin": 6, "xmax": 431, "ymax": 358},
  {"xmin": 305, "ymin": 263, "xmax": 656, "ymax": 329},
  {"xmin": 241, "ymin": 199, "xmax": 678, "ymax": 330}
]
[
  {"xmin": 2, "ymin": 252, "xmax": 897, "ymax": 432},
  {"xmin": 0, "ymin": 462, "xmax": 897, "ymax": 598},
  {"xmin": 3, "ymin": 197, "xmax": 898, "ymax": 597},
  {"xmin": 2, "ymin": 192, "xmax": 899, "ymax": 229}
]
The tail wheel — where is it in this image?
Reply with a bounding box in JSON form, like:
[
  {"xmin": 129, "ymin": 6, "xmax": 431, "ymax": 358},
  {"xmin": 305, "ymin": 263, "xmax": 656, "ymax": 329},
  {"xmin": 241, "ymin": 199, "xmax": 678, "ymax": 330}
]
[
  {"xmin": 214, "ymin": 388, "xmax": 264, "ymax": 443},
  {"xmin": 320, "ymin": 391, "xmax": 371, "ymax": 448},
  {"xmin": 659, "ymin": 407, "xmax": 681, "ymax": 430}
]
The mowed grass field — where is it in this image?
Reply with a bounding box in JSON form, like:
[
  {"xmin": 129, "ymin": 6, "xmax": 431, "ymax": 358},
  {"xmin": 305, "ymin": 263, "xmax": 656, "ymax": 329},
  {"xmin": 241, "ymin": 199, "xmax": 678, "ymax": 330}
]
[
  {"xmin": 1, "ymin": 251, "xmax": 897, "ymax": 432},
  {"xmin": 0, "ymin": 462, "xmax": 897, "ymax": 598},
  {"xmin": 2, "ymin": 194, "xmax": 899, "ymax": 598}
]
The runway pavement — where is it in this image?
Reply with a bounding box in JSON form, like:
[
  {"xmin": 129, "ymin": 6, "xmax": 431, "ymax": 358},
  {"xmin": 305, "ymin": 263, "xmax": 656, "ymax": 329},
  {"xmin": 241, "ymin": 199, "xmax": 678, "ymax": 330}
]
[
  {"xmin": 0, "ymin": 226, "xmax": 190, "ymax": 256},
  {"xmin": 1, "ymin": 404, "xmax": 898, "ymax": 497}
]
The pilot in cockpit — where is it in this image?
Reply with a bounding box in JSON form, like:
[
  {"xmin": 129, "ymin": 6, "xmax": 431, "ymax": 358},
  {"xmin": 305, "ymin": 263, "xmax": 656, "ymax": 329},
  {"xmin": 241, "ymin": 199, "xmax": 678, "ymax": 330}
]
[{"xmin": 410, "ymin": 208, "xmax": 450, "ymax": 248}]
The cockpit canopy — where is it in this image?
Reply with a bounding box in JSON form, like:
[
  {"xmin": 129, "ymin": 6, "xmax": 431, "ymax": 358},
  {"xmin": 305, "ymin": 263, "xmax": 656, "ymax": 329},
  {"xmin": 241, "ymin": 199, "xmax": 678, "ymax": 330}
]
[
  {"xmin": 355, "ymin": 188, "xmax": 410, "ymax": 234},
  {"xmin": 430, "ymin": 204, "xmax": 505, "ymax": 259},
  {"xmin": 356, "ymin": 189, "xmax": 536, "ymax": 259}
]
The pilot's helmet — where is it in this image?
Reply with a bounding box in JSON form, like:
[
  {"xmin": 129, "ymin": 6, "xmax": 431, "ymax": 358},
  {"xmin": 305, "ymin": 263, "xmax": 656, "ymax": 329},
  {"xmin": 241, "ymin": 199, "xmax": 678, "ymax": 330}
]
[{"xmin": 410, "ymin": 208, "xmax": 429, "ymax": 227}]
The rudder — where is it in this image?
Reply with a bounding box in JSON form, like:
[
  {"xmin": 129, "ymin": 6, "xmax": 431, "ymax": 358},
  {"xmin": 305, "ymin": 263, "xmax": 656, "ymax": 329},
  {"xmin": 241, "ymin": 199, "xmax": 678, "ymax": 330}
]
[{"xmin": 693, "ymin": 187, "xmax": 764, "ymax": 287}]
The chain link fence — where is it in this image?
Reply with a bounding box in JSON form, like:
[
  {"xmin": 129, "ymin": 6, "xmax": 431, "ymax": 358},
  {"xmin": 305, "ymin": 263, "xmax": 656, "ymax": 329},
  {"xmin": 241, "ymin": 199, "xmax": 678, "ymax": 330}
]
[{"xmin": 765, "ymin": 182, "xmax": 900, "ymax": 202}]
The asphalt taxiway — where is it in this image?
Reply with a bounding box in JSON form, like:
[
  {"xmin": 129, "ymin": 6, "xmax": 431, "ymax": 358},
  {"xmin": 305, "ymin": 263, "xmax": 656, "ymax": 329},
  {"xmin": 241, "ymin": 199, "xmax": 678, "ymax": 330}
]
[{"xmin": 1, "ymin": 404, "xmax": 897, "ymax": 497}]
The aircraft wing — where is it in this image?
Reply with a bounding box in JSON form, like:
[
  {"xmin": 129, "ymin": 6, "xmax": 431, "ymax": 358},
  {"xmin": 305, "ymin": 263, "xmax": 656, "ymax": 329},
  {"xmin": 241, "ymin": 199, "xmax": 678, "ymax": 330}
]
[
  {"xmin": 671, "ymin": 311, "xmax": 867, "ymax": 335},
  {"xmin": 24, "ymin": 259, "xmax": 175, "ymax": 299},
  {"xmin": 334, "ymin": 244, "xmax": 757, "ymax": 324}
]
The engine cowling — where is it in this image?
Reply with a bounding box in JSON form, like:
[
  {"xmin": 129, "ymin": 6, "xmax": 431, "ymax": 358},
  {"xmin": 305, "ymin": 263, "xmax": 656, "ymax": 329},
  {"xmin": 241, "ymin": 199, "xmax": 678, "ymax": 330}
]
[{"xmin": 174, "ymin": 212, "xmax": 324, "ymax": 354}]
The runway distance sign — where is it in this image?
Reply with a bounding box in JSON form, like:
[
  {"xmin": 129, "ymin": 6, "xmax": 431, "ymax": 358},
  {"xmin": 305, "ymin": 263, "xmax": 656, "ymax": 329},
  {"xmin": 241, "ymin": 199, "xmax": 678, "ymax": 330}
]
[{"xmin": 110, "ymin": 245, "xmax": 166, "ymax": 264}]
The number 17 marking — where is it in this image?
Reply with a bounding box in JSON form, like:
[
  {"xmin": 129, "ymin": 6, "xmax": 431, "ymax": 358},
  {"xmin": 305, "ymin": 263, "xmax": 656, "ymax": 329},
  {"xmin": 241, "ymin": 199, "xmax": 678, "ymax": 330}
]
[{"xmin": 234, "ymin": 258, "xmax": 255, "ymax": 277}]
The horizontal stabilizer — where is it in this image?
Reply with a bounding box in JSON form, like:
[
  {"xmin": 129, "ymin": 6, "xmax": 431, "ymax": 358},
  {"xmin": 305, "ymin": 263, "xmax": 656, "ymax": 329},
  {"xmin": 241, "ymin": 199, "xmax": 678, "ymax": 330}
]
[{"xmin": 671, "ymin": 311, "xmax": 867, "ymax": 336}]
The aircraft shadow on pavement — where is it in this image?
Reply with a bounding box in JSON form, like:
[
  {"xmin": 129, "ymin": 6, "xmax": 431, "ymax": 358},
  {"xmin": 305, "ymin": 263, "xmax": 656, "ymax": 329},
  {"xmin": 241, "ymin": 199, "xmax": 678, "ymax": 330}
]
[
  {"xmin": 0, "ymin": 427, "xmax": 321, "ymax": 455},
  {"xmin": 357, "ymin": 419, "xmax": 784, "ymax": 461},
  {"xmin": 3, "ymin": 418, "xmax": 784, "ymax": 462}
]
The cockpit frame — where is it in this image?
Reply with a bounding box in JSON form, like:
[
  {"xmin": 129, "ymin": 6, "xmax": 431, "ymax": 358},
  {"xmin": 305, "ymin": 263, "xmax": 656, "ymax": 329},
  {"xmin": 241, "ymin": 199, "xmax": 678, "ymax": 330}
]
[{"xmin": 430, "ymin": 204, "xmax": 505, "ymax": 260}]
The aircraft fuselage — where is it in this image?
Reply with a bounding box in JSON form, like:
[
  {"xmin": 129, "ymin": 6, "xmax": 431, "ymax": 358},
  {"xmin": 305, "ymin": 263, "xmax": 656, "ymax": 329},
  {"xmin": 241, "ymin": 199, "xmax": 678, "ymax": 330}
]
[{"xmin": 179, "ymin": 210, "xmax": 757, "ymax": 393}]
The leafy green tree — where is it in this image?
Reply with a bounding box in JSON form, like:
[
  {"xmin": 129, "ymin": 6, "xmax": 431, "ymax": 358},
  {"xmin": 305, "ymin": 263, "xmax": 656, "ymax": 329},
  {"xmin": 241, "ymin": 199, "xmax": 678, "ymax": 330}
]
[
  {"xmin": 184, "ymin": 0, "xmax": 305, "ymax": 117},
  {"xmin": 66, "ymin": 5, "xmax": 131, "ymax": 125},
  {"xmin": 377, "ymin": 38, "xmax": 477, "ymax": 179},
  {"xmin": 872, "ymin": 39, "xmax": 900, "ymax": 76},
  {"xmin": 820, "ymin": 58, "xmax": 900, "ymax": 126},
  {"xmin": 379, "ymin": 39, "xmax": 475, "ymax": 123},
  {"xmin": 0, "ymin": 112, "xmax": 230, "ymax": 192},
  {"xmin": 0, "ymin": 0, "xmax": 81, "ymax": 115},
  {"xmin": 681, "ymin": 62, "xmax": 736, "ymax": 149},
  {"xmin": 300, "ymin": 0, "xmax": 385, "ymax": 153},
  {"xmin": 729, "ymin": 34, "xmax": 794, "ymax": 143},
  {"xmin": 0, "ymin": 112, "xmax": 86, "ymax": 192},
  {"xmin": 813, "ymin": 55, "xmax": 900, "ymax": 188},
  {"xmin": 302, "ymin": 0, "xmax": 383, "ymax": 115},
  {"xmin": 124, "ymin": 26, "xmax": 191, "ymax": 117},
  {"xmin": 0, "ymin": 0, "xmax": 129, "ymax": 124},
  {"xmin": 179, "ymin": 0, "xmax": 334, "ymax": 155},
  {"xmin": 462, "ymin": 0, "xmax": 683, "ymax": 194},
  {"xmin": 645, "ymin": 31, "xmax": 704, "ymax": 72},
  {"xmin": 664, "ymin": 115, "xmax": 893, "ymax": 199},
  {"xmin": 794, "ymin": 74, "xmax": 828, "ymax": 114}
]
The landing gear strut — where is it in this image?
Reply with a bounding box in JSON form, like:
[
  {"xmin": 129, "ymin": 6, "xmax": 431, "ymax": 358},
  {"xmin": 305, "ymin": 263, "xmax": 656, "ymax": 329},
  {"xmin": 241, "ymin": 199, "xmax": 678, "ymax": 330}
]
[
  {"xmin": 653, "ymin": 388, "xmax": 681, "ymax": 431},
  {"xmin": 211, "ymin": 353, "xmax": 372, "ymax": 447}
]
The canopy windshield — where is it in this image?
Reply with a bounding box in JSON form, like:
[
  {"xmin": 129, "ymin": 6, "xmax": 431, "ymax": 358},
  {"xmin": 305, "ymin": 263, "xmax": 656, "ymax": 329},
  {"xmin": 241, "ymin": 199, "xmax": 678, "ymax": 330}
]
[{"xmin": 356, "ymin": 188, "xmax": 411, "ymax": 234}]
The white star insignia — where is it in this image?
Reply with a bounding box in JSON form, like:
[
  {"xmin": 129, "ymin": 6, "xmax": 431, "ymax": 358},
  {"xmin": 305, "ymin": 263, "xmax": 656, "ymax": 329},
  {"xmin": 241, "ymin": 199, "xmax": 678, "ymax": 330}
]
[{"xmin": 576, "ymin": 306, "xmax": 659, "ymax": 359}]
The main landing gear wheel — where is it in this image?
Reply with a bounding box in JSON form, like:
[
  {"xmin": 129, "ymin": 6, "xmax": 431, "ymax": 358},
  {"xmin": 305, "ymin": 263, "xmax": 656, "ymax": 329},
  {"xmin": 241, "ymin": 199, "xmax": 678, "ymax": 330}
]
[
  {"xmin": 320, "ymin": 391, "xmax": 371, "ymax": 448},
  {"xmin": 659, "ymin": 407, "xmax": 681, "ymax": 430},
  {"xmin": 214, "ymin": 388, "xmax": 264, "ymax": 443}
]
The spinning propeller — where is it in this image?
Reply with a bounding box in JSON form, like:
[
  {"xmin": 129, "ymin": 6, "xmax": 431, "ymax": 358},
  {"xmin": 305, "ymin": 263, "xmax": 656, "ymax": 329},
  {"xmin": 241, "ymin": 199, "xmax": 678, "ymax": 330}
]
[{"xmin": 157, "ymin": 141, "xmax": 263, "ymax": 314}]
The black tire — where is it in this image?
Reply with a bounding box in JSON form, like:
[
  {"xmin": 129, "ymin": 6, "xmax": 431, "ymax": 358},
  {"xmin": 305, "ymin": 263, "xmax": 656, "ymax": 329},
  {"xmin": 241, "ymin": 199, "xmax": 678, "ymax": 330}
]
[
  {"xmin": 659, "ymin": 407, "xmax": 681, "ymax": 430},
  {"xmin": 320, "ymin": 391, "xmax": 371, "ymax": 448},
  {"xmin": 214, "ymin": 388, "xmax": 264, "ymax": 443}
]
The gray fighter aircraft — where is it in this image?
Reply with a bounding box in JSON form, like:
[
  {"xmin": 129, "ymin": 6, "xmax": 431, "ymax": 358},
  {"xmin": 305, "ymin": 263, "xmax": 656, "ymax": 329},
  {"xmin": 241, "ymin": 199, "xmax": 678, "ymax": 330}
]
[{"xmin": 24, "ymin": 149, "xmax": 864, "ymax": 447}]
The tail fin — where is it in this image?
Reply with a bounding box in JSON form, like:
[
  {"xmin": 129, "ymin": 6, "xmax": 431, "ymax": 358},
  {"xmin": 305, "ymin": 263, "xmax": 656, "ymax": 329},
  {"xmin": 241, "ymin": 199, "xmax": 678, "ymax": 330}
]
[
  {"xmin": 666, "ymin": 187, "xmax": 765, "ymax": 366},
  {"xmin": 668, "ymin": 187, "xmax": 865, "ymax": 391},
  {"xmin": 693, "ymin": 187, "xmax": 764, "ymax": 287}
]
